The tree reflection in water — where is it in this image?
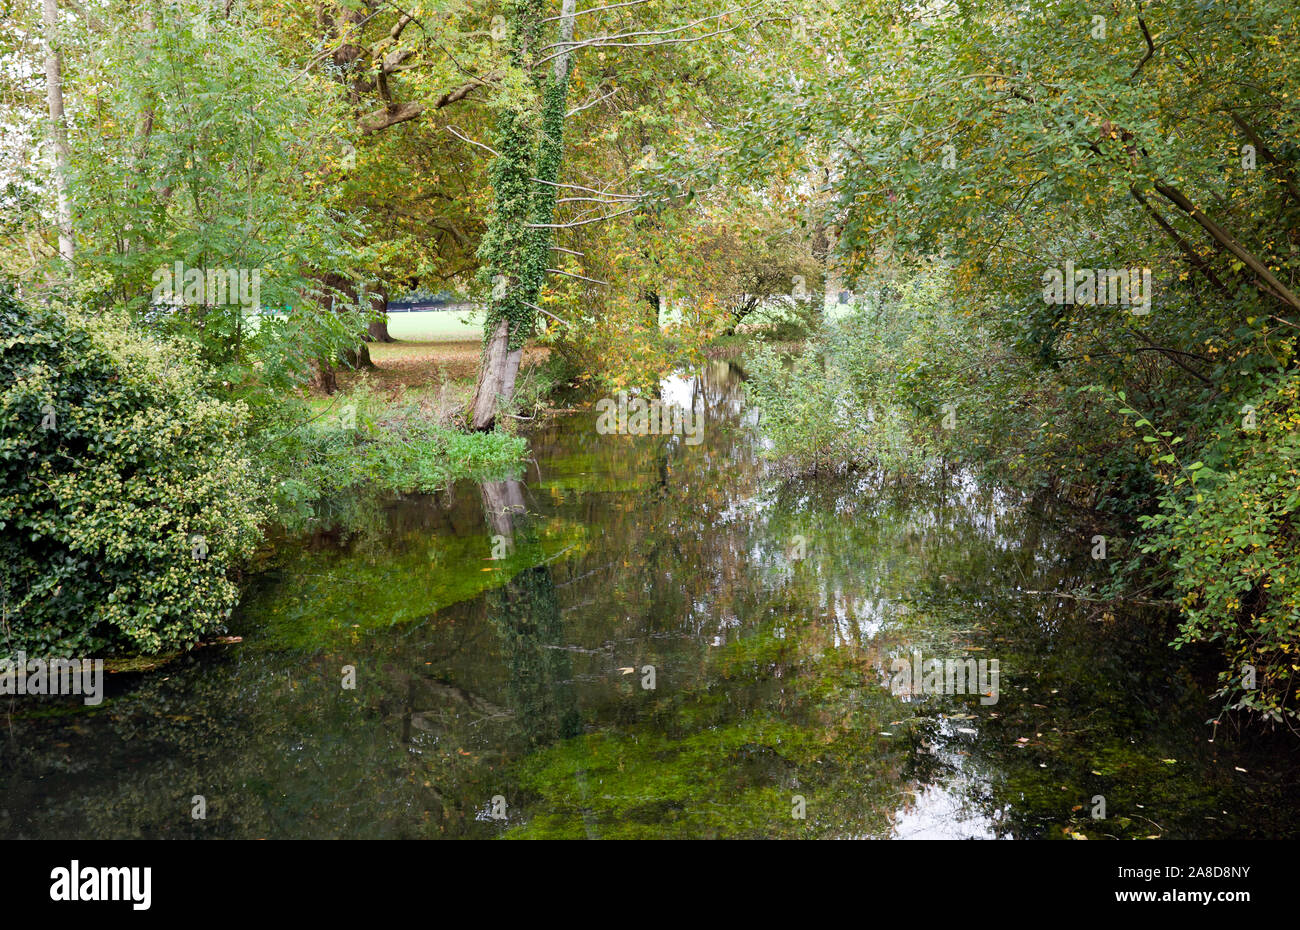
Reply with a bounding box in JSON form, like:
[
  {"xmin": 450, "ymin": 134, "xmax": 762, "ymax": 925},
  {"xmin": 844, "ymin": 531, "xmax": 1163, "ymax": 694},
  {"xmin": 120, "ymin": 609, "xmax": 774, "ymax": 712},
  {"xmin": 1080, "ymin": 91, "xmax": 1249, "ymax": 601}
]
[{"xmin": 2, "ymin": 362, "xmax": 1299, "ymax": 839}]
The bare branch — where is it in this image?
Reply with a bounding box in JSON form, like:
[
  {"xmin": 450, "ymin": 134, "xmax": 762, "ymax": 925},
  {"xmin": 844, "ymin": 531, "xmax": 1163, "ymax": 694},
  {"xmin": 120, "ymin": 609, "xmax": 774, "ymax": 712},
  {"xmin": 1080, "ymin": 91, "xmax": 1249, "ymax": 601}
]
[
  {"xmin": 525, "ymin": 301, "xmax": 573, "ymax": 326},
  {"xmin": 566, "ymin": 87, "xmax": 618, "ymax": 117},
  {"xmin": 360, "ymin": 75, "xmax": 496, "ymax": 134},
  {"xmin": 444, "ymin": 125, "xmax": 502, "ymax": 156},
  {"xmin": 534, "ymin": 23, "xmax": 753, "ymax": 68},
  {"xmin": 360, "ymin": 100, "xmax": 425, "ymax": 133},
  {"xmin": 557, "ymin": 195, "xmax": 635, "ymax": 205},
  {"xmin": 530, "ymin": 177, "xmax": 639, "ymax": 199},
  {"xmin": 527, "ymin": 205, "xmax": 641, "ymax": 228},
  {"xmin": 546, "ymin": 268, "xmax": 611, "ymax": 285},
  {"xmin": 538, "ymin": 5, "xmax": 750, "ymax": 53},
  {"xmin": 1129, "ymin": 3, "xmax": 1155, "ymax": 82},
  {"xmin": 542, "ymin": 0, "xmax": 654, "ymax": 24}
]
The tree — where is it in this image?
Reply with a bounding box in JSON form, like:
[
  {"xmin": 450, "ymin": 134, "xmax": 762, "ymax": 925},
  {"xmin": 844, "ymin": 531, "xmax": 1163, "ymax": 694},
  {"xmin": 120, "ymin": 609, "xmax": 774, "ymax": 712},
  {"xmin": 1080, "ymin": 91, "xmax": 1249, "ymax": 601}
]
[
  {"xmin": 469, "ymin": 0, "xmax": 578, "ymax": 430},
  {"xmin": 40, "ymin": 0, "xmax": 73, "ymax": 264}
]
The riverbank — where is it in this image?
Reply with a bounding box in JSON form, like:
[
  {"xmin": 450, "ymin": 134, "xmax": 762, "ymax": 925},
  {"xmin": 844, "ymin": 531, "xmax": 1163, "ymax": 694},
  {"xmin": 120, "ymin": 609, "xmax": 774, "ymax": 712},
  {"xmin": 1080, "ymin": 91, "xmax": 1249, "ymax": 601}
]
[{"xmin": 5, "ymin": 359, "xmax": 1298, "ymax": 838}]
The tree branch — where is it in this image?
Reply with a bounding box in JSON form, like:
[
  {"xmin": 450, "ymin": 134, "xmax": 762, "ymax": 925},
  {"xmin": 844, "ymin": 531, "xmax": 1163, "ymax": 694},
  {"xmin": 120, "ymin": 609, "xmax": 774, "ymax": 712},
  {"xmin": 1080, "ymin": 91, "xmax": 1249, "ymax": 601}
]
[{"xmin": 1153, "ymin": 181, "xmax": 1300, "ymax": 312}]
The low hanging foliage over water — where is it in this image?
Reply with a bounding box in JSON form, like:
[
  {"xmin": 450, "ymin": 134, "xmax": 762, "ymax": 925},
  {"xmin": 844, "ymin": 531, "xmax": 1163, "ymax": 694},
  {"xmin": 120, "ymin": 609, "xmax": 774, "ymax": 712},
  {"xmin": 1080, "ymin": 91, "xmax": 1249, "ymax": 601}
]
[{"xmin": 2, "ymin": 0, "xmax": 1300, "ymax": 853}]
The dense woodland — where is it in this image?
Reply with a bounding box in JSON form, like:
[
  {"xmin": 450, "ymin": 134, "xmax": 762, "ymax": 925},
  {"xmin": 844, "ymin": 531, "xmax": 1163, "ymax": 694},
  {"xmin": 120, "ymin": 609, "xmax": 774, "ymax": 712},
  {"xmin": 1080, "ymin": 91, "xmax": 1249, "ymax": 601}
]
[{"xmin": 2, "ymin": 0, "xmax": 1299, "ymax": 743}]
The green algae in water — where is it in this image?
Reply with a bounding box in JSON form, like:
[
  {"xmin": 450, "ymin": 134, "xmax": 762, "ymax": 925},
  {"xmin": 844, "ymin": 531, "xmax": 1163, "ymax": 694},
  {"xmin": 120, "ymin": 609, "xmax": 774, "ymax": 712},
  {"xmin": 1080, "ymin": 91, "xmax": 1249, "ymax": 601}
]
[
  {"xmin": 2, "ymin": 363, "xmax": 1299, "ymax": 839},
  {"xmin": 238, "ymin": 517, "xmax": 591, "ymax": 651}
]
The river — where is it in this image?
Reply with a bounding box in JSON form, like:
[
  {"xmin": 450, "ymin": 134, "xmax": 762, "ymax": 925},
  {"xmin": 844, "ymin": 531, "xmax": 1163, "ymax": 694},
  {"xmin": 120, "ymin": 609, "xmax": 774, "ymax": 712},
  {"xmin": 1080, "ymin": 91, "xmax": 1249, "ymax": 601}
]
[{"xmin": 2, "ymin": 360, "xmax": 1297, "ymax": 838}]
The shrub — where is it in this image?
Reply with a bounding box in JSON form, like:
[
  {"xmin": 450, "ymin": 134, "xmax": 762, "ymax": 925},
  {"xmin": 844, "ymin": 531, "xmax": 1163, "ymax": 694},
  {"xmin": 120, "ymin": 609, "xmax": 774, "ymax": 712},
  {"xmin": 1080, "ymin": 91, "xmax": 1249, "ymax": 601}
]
[
  {"xmin": 0, "ymin": 289, "xmax": 264, "ymax": 655},
  {"xmin": 741, "ymin": 276, "xmax": 946, "ymax": 477},
  {"xmin": 1136, "ymin": 372, "xmax": 1300, "ymax": 723},
  {"xmin": 743, "ymin": 341, "xmax": 872, "ymax": 475}
]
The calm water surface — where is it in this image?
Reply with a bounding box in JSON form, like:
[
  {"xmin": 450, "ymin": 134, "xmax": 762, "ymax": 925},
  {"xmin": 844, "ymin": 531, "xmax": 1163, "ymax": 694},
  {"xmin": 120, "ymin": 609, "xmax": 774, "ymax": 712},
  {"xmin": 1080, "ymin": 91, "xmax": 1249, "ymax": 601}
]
[{"xmin": 3, "ymin": 361, "xmax": 1298, "ymax": 838}]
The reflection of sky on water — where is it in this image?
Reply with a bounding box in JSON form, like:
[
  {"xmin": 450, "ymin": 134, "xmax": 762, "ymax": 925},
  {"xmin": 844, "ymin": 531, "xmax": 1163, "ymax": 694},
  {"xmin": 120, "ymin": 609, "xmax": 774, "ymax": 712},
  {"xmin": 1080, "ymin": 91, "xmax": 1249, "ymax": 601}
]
[{"xmin": 4, "ymin": 359, "xmax": 1294, "ymax": 839}]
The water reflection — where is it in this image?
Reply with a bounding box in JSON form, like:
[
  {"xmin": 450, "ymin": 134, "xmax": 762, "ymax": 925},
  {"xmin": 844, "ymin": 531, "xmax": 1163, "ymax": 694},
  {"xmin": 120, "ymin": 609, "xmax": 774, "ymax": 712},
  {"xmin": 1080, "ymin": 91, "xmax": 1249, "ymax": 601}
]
[{"xmin": 2, "ymin": 361, "xmax": 1298, "ymax": 838}]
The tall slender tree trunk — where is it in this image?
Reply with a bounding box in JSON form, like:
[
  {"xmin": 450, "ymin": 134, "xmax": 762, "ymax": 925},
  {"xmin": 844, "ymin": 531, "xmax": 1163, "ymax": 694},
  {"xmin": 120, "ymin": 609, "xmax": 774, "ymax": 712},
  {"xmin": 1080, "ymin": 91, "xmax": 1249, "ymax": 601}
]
[
  {"xmin": 469, "ymin": 0, "xmax": 576, "ymax": 430},
  {"xmin": 124, "ymin": 8, "xmax": 156, "ymax": 257},
  {"xmin": 42, "ymin": 0, "xmax": 74, "ymax": 264}
]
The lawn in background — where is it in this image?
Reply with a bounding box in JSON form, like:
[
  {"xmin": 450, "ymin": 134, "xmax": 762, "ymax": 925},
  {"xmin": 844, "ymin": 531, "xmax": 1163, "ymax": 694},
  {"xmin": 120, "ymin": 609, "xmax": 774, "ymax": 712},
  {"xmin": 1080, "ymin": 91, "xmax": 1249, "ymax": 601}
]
[{"xmin": 385, "ymin": 307, "xmax": 485, "ymax": 341}]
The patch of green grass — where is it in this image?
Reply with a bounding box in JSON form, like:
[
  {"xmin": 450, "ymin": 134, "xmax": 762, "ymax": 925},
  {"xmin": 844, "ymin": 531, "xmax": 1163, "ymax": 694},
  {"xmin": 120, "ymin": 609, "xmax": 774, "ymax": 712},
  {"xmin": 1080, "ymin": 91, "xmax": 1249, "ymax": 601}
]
[{"xmin": 384, "ymin": 309, "xmax": 485, "ymax": 341}]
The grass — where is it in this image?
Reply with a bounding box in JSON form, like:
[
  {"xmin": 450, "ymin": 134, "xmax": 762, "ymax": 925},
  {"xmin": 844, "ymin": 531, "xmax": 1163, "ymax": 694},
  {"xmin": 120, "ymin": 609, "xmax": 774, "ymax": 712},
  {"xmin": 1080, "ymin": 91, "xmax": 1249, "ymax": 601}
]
[{"xmin": 384, "ymin": 308, "xmax": 485, "ymax": 341}]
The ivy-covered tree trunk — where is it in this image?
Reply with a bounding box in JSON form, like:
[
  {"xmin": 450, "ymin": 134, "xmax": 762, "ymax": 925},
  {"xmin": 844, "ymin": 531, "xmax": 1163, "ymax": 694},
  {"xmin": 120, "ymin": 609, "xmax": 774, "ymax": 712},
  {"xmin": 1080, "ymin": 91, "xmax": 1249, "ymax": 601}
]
[{"xmin": 469, "ymin": 0, "xmax": 576, "ymax": 430}]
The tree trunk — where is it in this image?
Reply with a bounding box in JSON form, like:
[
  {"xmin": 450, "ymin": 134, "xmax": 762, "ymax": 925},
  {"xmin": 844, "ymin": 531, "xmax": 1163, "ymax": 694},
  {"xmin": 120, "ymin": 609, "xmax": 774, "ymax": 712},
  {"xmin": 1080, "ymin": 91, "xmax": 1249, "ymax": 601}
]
[
  {"xmin": 479, "ymin": 477, "xmax": 581, "ymax": 746},
  {"xmin": 1154, "ymin": 181, "xmax": 1300, "ymax": 312},
  {"xmin": 318, "ymin": 272, "xmax": 383, "ymax": 367},
  {"xmin": 310, "ymin": 360, "xmax": 338, "ymax": 394},
  {"xmin": 480, "ymin": 478, "xmax": 528, "ymax": 537},
  {"xmin": 341, "ymin": 342, "xmax": 373, "ymax": 370},
  {"xmin": 365, "ymin": 284, "xmax": 394, "ymax": 342},
  {"xmin": 42, "ymin": 0, "xmax": 74, "ymax": 263},
  {"xmin": 468, "ymin": 0, "xmax": 576, "ymax": 430},
  {"xmin": 470, "ymin": 317, "xmax": 524, "ymax": 430},
  {"xmin": 1129, "ymin": 185, "xmax": 1230, "ymax": 296}
]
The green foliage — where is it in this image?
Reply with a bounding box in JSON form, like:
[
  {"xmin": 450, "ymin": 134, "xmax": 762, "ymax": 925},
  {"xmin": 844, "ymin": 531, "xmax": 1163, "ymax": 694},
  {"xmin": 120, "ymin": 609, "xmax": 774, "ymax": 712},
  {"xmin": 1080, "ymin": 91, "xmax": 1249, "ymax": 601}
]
[
  {"xmin": 261, "ymin": 382, "xmax": 528, "ymax": 532},
  {"xmin": 1134, "ymin": 372, "xmax": 1300, "ymax": 723},
  {"xmin": 65, "ymin": 3, "xmax": 362, "ymax": 371},
  {"xmin": 723, "ymin": 0, "xmax": 1300, "ymax": 724},
  {"xmin": 245, "ymin": 517, "xmax": 588, "ymax": 652},
  {"xmin": 476, "ymin": 0, "xmax": 574, "ymax": 352},
  {"xmin": 0, "ymin": 290, "xmax": 263, "ymax": 655},
  {"xmin": 743, "ymin": 341, "xmax": 871, "ymax": 475},
  {"xmin": 742, "ymin": 271, "xmax": 951, "ymax": 476}
]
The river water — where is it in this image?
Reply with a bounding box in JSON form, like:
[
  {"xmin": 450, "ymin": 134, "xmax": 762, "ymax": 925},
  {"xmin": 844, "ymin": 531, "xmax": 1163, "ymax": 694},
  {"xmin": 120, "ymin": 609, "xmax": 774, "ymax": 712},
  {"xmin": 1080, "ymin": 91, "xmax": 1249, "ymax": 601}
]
[{"xmin": 3, "ymin": 360, "xmax": 1298, "ymax": 838}]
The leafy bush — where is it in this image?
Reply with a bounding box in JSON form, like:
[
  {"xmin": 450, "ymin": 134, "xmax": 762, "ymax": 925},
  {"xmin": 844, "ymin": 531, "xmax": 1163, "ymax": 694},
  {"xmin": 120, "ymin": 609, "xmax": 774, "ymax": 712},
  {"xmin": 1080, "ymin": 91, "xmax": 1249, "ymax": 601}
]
[
  {"xmin": 1134, "ymin": 372, "xmax": 1300, "ymax": 722},
  {"xmin": 0, "ymin": 290, "xmax": 264, "ymax": 655},
  {"xmin": 742, "ymin": 274, "xmax": 948, "ymax": 476},
  {"xmin": 743, "ymin": 342, "xmax": 871, "ymax": 475}
]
